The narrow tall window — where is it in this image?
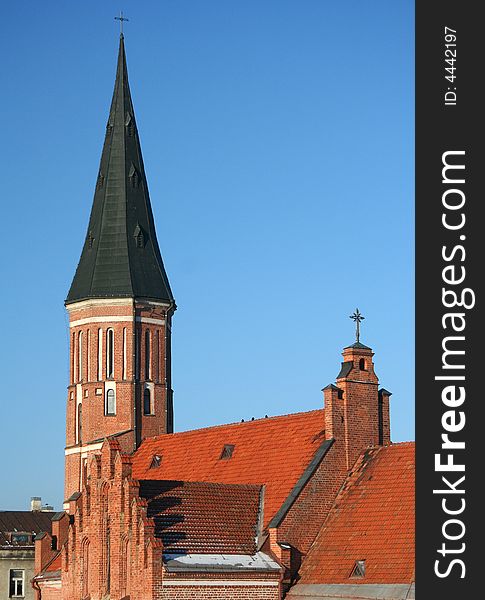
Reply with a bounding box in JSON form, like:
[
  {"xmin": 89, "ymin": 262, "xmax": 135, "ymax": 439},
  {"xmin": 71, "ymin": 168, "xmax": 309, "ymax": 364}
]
[
  {"xmin": 135, "ymin": 329, "xmax": 140, "ymax": 381},
  {"xmin": 97, "ymin": 329, "xmax": 103, "ymax": 380},
  {"xmin": 71, "ymin": 332, "xmax": 75, "ymax": 384},
  {"xmin": 106, "ymin": 389, "xmax": 116, "ymax": 416},
  {"xmin": 145, "ymin": 330, "xmax": 150, "ymax": 380},
  {"xmin": 122, "ymin": 328, "xmax": 127, "ymax": 380},
  {"xmin": 106, "ymin": 329, "xmax": 114, "ymax": 379},
  {"xmin": 87, "ymin": 330, "xmax": 91, "ymax": 381},
  {"xmin": 143, "ymin": 388, "xmax": 152, "ymax": 415},
  {"xmin": 9, "ymin": 570, "xmax": 24, "ymax": 598},
  {"xmin": 78, "ymin": 331, "xmax": 83, "ymax": 381},
  {"xmin": 154, "ymin": 330, "xmax": 159, "ymax": 382}
]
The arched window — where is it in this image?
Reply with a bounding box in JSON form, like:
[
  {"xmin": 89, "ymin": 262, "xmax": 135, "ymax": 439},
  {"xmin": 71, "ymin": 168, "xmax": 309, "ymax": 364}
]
[
  {"xmin": 154, "ymin": 330, "xmax": 159, "ymax": 382},
  {"xmin": 86, "ymin": 330, "xmax": 91, "ymax": 381},
  {"xmin": 106, "ymin": 329, "xmax": 114, "ymax": 379},
  {"xmin": 359, "ymin": 358, "xmax": 366, "ymax": 371},
  {"xmin": 78, "ymin": 331, "xmax": 83, "ymax": 381},
  {"xmin": 145, "ymin": 330, "xmax": 150, "ymax": 380},
  {"xmin": 122, "ymin": 328, "xmax": 127, "ymax": 380},
  {"xmin": 71, "ymin": 332, "xmax": 76, "ymax": 384},
  {"xmin": 97, "ymin": 329, "xmax": 103, "ymax": 380},
  {"xmin": 135, "ymin": 329, "xmax": 140, "ymax": 381},
  {"xmin": 143, "ymin": 388, "xmax": 151, "ymax": 415},
  {"xmin": 106, "ymin": 389, "xmax": 116, "ymax": 416}
]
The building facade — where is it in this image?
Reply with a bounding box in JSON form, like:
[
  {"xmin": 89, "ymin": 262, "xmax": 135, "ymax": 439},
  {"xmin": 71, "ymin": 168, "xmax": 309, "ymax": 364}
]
[
  {"xmin": 1, "ymin": 503, "xmax": 54, "ymax": 600},
  {"xmin": 33, "ymin": 34, "xmax": 415, "ymax": 600}
]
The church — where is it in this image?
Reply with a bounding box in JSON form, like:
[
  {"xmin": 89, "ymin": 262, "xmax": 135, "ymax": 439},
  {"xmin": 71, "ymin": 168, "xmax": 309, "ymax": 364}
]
[{"xmin": 32, "ymin": 34, "xmax": 415, "ymax": 600}]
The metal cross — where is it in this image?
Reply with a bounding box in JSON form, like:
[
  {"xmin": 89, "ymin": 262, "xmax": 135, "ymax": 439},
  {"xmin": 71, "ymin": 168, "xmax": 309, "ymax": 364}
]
[
  {"xmin": 349, "ymin": 308, "xmax": 364, "ymax": 343},
  {"xmin": 115, "ymin": 11, "xmax": 129, "ymax": 35}
]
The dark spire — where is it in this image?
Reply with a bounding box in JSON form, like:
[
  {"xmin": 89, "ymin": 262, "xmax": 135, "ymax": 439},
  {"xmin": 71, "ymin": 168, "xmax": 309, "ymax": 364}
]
[{"xmin": 66, "ymin": 36, "xmax": 174, "ymax": 305}]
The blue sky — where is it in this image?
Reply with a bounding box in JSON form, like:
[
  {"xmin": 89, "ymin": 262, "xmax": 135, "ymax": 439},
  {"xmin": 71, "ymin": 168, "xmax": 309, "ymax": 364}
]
[{"xmin": 0, "ymin": 0, "xmax": 414, "ymax": 510}]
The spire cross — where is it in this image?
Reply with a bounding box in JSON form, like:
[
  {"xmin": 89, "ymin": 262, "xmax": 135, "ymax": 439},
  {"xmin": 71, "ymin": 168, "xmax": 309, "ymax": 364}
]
[
  {"xmin": 115, "ymin": 11, "xmax": 129, "ymax": 34},
  {"xmin": 350, "ymin": 308, "xmax": 365, "ymax": 343}
]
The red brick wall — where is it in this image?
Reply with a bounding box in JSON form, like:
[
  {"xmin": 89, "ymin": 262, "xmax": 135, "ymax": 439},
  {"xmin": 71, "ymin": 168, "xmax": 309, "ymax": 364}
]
[
  {"xmin": 272, "ymin": 345, "xmax": 391, "ymax": 581},
  {"xmin": 160, "ymin": 585, "xmax": 280, "ymax": 599},
  {"xmin": 60, "ymin": 439, "xmax": 281, "ymax": 600}
]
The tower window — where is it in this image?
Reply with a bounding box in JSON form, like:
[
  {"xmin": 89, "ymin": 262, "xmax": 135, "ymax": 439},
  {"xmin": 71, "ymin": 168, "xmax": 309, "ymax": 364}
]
[
  {"xmin": 220, "ymin": 444, "xmax": 235, "ymax": 460},
  {"xmin": 143, "ymin": 388, "xmax": 152, "ymax": 415},
  {"xmin": 359, "ymin": 358, "xmax": 366, "ymax": 371},
  {"xmin": 78, "ymin": 331, "xmax": 83, "ymax": 381},
  {"xmin": 145, "ymin": 330, "xmax": 150, "ymax": 380},
  {"xmin": 106, "ymin": 389, "xmax": 116, "ymax": 416},
  {"xmin": 122, "ymin": 328, "xmax": 127, "ymax": 380},
  {"xmin": 135, "ymin": 329, "xmax": 140, "ymax": 381},
  {"xmin": 350, "ymin": 560, "xmax": 366, "ymax": 578},
  {"xmin": 107, "ymin": 329, "xmax": 114, "ymax": 379},
  {"xmin": 97, "ymin": 328, "xmax": 103, "ymax": 380}
]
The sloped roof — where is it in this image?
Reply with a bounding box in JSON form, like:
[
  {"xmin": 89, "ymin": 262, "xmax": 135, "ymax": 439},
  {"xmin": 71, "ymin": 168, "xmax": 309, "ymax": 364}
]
[
  {"xmin": 140, "ymin": 480, "xmax": 262, "ymax": 554},
  {"xmin": 66, "ymin": 34, "xmax": 174, "ymax": 305},
  {"xmin": 294, "ymin": 443, "xmax": 415, "ymax": 585},
  {"xmin": 132, "ymin": 409, "xmax": 326, "ymax": 527},
  {"xmin": 0, "ymin": 511, "xmax": 55, "ymax": 546}
]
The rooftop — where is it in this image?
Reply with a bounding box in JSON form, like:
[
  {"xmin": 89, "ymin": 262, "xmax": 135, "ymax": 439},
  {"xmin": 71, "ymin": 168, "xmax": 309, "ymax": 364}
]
[
  {"xmin": 0, "ymin": 511, "xmax": 55, "ymax": 547},
  {"xmin": 294, "ymin": 443, "xmax": 415, "ymax": 585},
  {"xmin": 140, "ymin": 479, "xmax": 262, "ymax": 554},
  {"xmin": 132, "ymin": 409, "xmax": 326, "ymax": 527}
]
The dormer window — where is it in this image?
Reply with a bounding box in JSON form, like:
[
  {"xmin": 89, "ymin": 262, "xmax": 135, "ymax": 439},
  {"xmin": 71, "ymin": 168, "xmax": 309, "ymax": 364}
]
[
  {"xmin": 150, "ymin": 454, "xmax": 161, "ymax": 469},
  {"xmin": 134, "ymin": 224, "xmax": 145, "ymax": 248},
  {"xmin": 350, "ymin": 560, "xmax": 366, "ymax": 578},
  {"xmin": 220, "ymin": 444, "xmax": 235, "ymax": 460},
  {"xmin": 9, "ymin": 532, "xmax": 32, "ymax": 544}
]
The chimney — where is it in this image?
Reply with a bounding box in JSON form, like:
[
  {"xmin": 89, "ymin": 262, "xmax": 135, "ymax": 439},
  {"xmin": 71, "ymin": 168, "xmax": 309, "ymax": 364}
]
[{"xmin": 31, "ymin": 497, "xmax": 42, "ymax": 511}]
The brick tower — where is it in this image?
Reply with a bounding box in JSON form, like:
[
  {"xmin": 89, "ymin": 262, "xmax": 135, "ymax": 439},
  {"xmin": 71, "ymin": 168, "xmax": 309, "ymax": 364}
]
[
  {"xmin": 323, "ymin": 311, "xmax": 391, "ymax": 470},
  {"xmin": 64, "ymin": 35, "xmax": 175, "ymax": 504}
]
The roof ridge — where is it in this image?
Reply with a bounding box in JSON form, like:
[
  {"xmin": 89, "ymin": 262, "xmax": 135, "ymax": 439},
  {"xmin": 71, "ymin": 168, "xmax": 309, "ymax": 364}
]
[
  {"xmin": 140, "ymin": 479, "xmax": 263, "ymax": 490},
  {"xmin": 140, "ymin": 408, "xmax": 325, "ymax": 445}
]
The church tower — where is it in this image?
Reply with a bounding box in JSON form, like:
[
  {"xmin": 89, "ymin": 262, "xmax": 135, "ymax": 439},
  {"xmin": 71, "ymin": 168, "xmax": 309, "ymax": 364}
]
[{"xmin": 64, "ymin": 35, "xmax": 175, "ymax": 504}]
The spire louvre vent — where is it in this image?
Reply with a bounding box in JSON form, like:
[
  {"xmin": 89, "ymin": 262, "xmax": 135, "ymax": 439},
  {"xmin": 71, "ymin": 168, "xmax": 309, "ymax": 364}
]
[
  {"xmin": 128, "ymin": 163, "xmax": 140, "ymax": 188},
  {"xmin": 125, "ymin": 112, "xmax": 135, "ymax": 136},
  {"xmin": 134, "ymin": 224, "xmax": 145, "ymax": 249}
]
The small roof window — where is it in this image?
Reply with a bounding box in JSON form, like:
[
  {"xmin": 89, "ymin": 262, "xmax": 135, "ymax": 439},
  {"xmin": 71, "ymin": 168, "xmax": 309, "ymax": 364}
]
[
  {"xmin": 220, "ymin": 444, "xmax": 235, "ymax": 460},
  {"xmin": 350, "ymin": 560, "xmax": 366, "ymax": 578},
  {"xmin": 149, "ymin": 454, "xmax": 162, "ymax": 469}
]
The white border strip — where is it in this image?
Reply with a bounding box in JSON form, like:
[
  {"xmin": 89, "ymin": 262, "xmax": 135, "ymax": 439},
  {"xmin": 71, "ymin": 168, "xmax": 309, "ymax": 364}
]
[
  {"xmin": 70, "ymin": 316, "xmax": 165, "ymax": 328},
  {"xmin": 65, "ymin": 441, "xmax": 104, "ymax": 456},
  {"xmin": 162, "ymin": 580, "xmax": 279, "ymax": 587}
]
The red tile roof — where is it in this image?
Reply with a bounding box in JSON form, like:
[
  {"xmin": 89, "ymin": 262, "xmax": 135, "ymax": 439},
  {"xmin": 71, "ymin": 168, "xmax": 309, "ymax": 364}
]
[
  {"xmin": 132, "ymin": 409, "xmax": 326, "ymax": 527},
  {"xmin": 296, "ymin": 443, "xmax": 415, "ymax": 584},
  {"xmin": 140, "ymin": 480, "xmax": 262, "ymax": 554}
]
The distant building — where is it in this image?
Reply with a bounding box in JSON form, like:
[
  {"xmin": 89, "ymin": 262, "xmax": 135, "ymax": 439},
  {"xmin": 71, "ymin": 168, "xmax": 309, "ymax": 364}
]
[{"xmin": 1, "ymin": 499, "xmax": 54, "ymax": 600}]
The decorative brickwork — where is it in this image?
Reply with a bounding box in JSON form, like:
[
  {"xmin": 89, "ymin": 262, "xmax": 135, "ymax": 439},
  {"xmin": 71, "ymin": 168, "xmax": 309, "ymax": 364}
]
[{"xmin": 64, "ymin": 299, "xmax": 174, "ymax": 501}]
